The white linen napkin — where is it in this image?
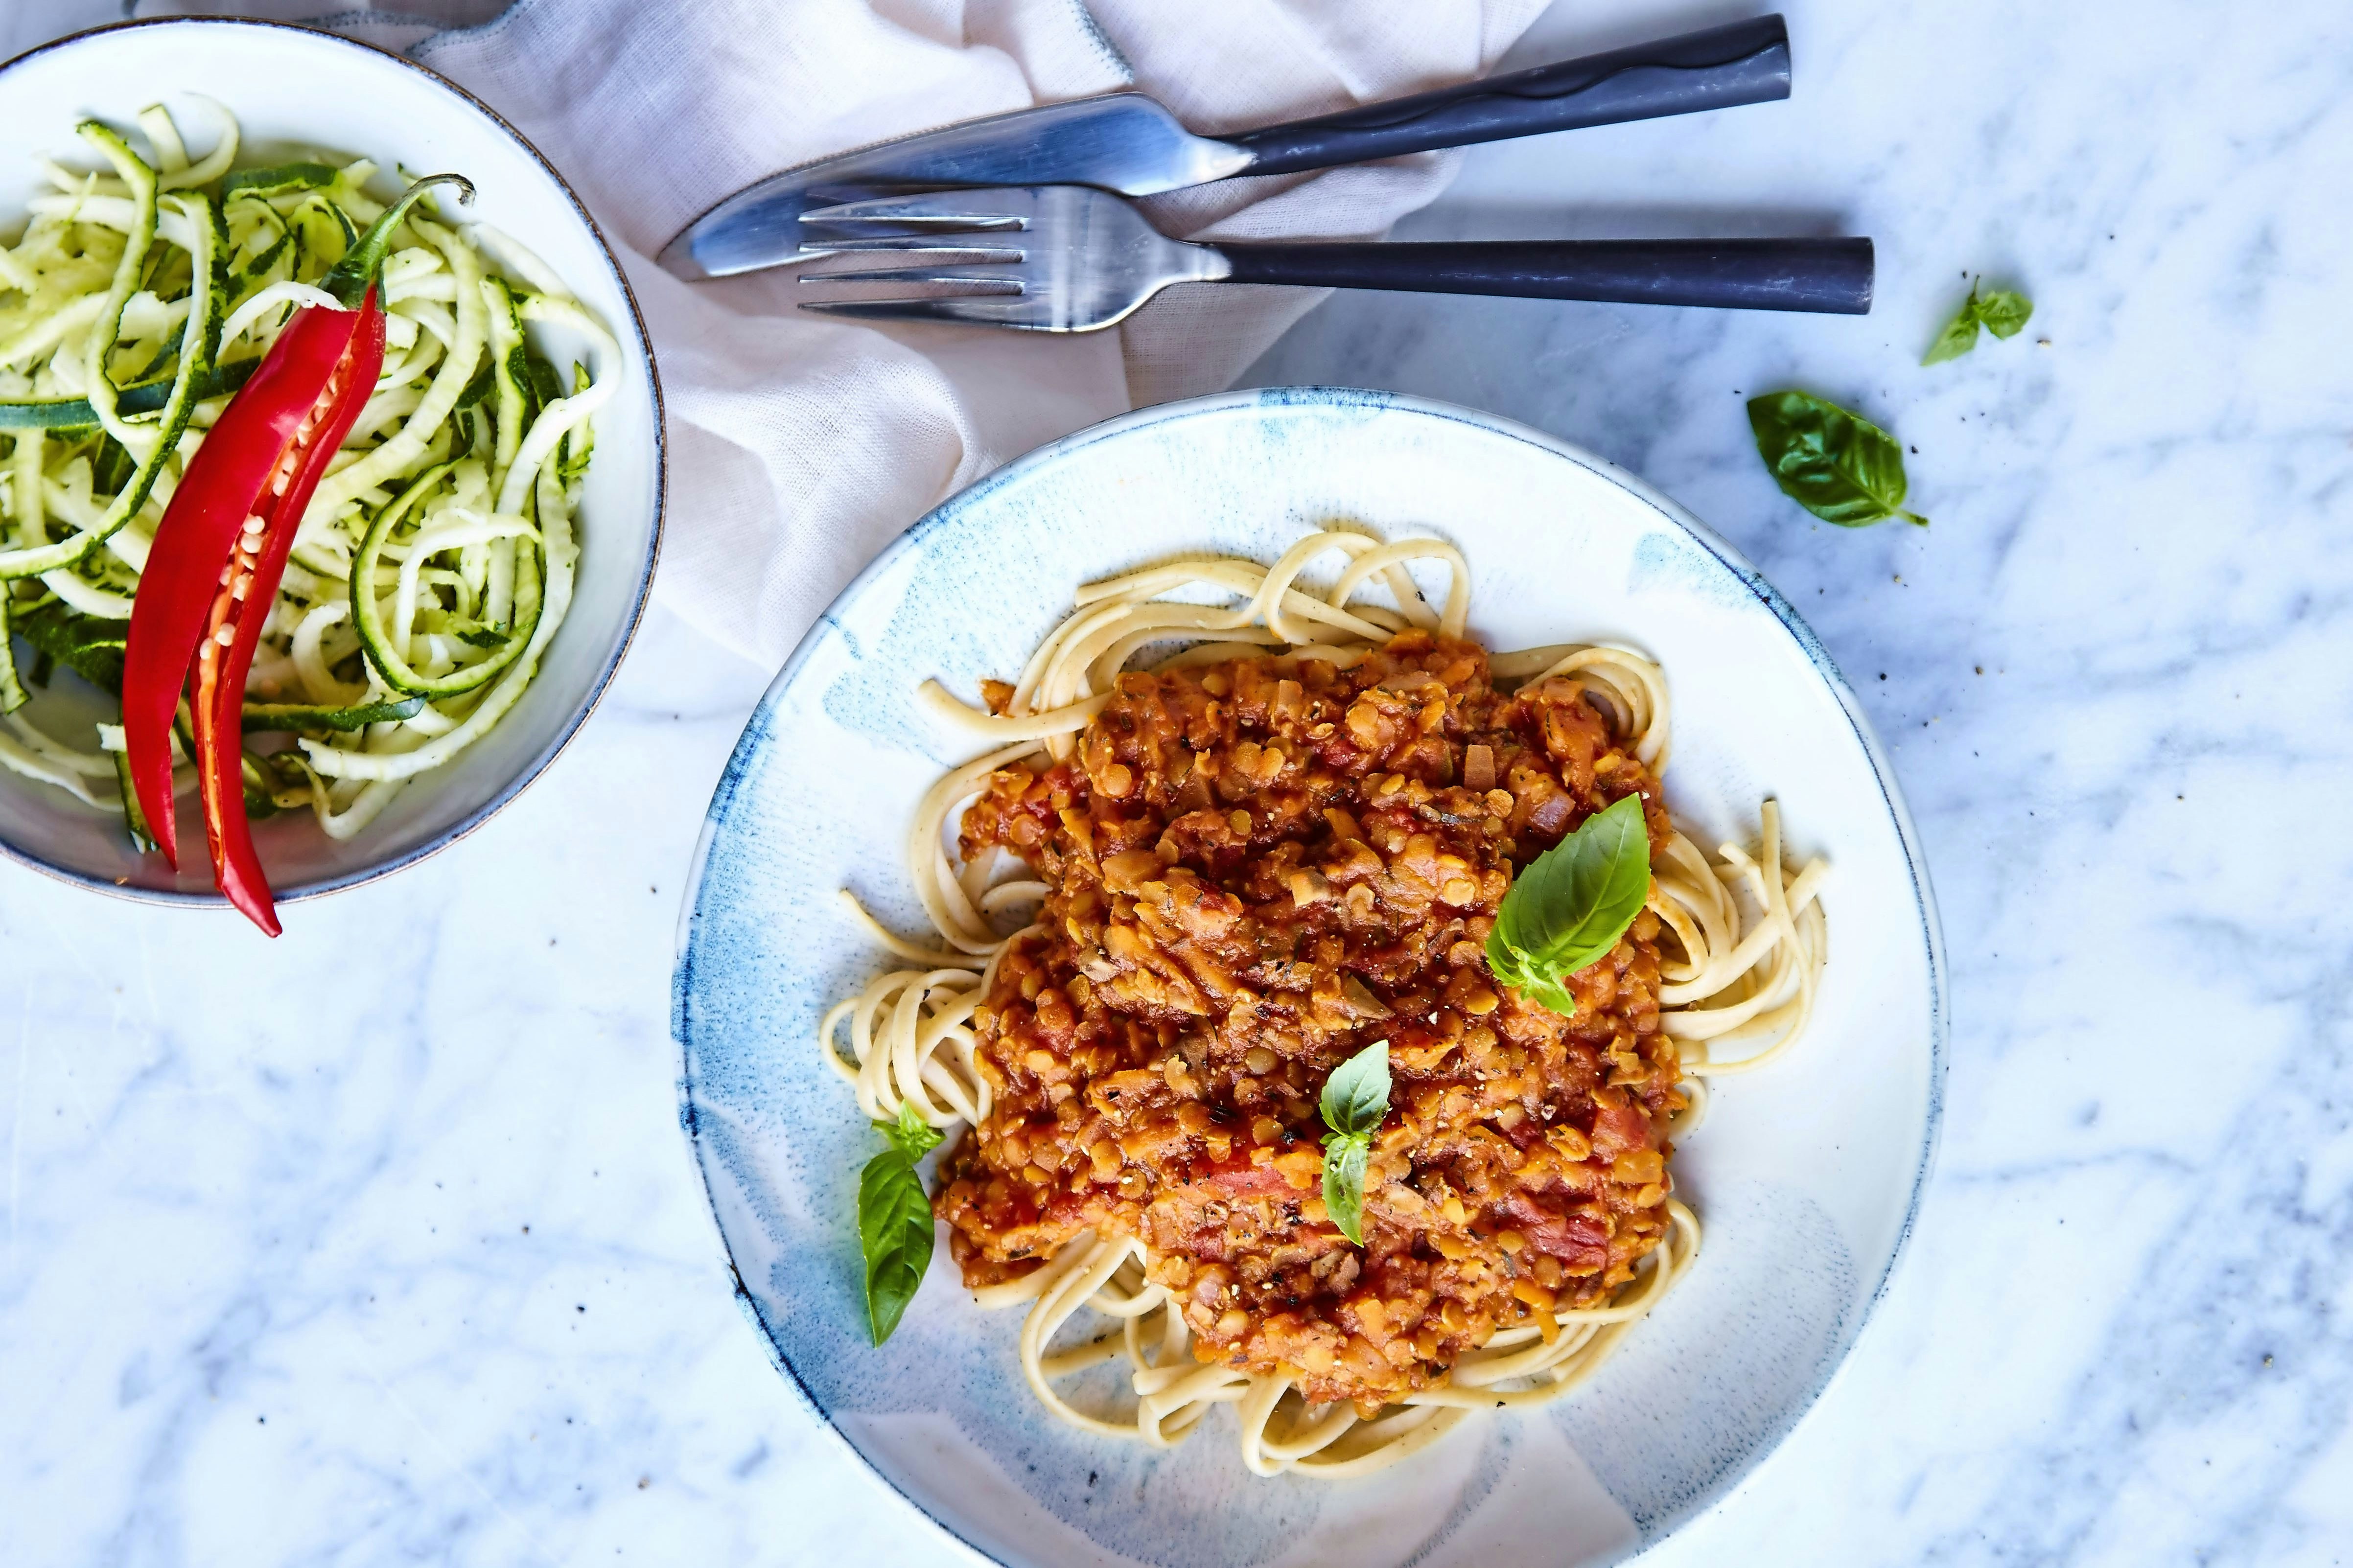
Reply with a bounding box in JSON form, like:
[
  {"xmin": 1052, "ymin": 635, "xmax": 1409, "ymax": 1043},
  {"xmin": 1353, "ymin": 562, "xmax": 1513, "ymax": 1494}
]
[{"xmin": 54, "ymin": 0, "xmax": 1553, "ymax": 668}]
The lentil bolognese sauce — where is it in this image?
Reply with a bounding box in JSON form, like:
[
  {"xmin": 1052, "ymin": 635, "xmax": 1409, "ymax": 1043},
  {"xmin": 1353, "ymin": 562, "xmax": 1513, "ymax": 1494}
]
[{"xmin": 818, "ymin": 530, "xmax": 1828, "ymax": 1478}]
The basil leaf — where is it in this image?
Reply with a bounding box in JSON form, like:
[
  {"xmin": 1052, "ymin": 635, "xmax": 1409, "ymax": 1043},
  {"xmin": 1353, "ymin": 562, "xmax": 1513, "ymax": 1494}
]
[
  {"xmin": 1484, "ymin": 943, "xmax": 1580, "ymax": 1018},
  {"xmin": 858, "ymin": 1147, "xmax": 932, "ymax": 1346},
  {"xmin": 1922, "ymin": 286, "xmax": 1982, "ymax": 365},
  {"xmin": 1747, "ymin": 391, "xmax": 1927, "ymax": 529},
  {"xmin": 1974, "ymin": 288, "xmax": 2032, "ymax": 339},
  {"xmin": 1484, "ymin": 793, "xmax": 1653, "ymax": 1018},
  {"xmin": 1924, "ymin": 278, "xmax": 2035, "ymax": 364},
  {"xmin": 1314, "ymin": 1040, "xmax": 1390, "ymax": 1247},
  {"xmin": 1321, "ymin": 1133, "xmax": 1370, "ymax": 1246},
  {"xmin": 859, "ymin": 1100, "xmax": 945, "ymax": 1349},
  {"xmin": 882, "ymin": 1100, "xmax": 943, "ymax": 1162},
  {"xmin": 1318, "ymin": 1039, "xmax": 1390, "ymax": 1139}
]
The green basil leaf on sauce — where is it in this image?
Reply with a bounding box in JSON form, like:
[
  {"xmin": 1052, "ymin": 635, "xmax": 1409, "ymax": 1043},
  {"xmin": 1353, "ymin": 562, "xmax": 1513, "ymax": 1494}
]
[
  {"xmin": 859, "ymin": 1103, "xmax": 943, "ymax": 1346},
  {"xmin": 1319, "ymin": 1038, "xmax": 1390, "ymax": 1139},
  {"xmin": 1317, "ymin": 1040, "xmax": 1390, "ymax": 1246},
  {"xmin": 1747, "ymin": 391, "xmax": 1927, "ymax": 529},
  {"xmin": 1973, "ymin": 287, "xmax": 2033, "ymax": 339},
  {"xmin": 1321, "ymin": 1133, "xmax": 1371, "ymax": 1246},
  {"xmin": 1485, "ymin": 792, "xmax": 1653, "ymax": 1017}
]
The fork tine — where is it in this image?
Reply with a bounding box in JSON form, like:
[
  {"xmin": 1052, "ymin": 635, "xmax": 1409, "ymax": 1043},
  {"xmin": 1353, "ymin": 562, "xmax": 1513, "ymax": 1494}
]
[
  {"xmin": 801, "ymin": 187, "xmax": 1156, "ymax": 333},
  {"xmin": 800, "ymin": 190, "xmax": 1031, "ymax": 229},
  {"xmin": 800, "ymin": 267, "xmax": 1024, "ymax": 289},
  {"xmin": 793, "ymin": 237, "xmax": 1025, "ymax": 257},
  {"xmin": 798, "ymin": 296, "xmax": 1044, "ymax": 328}
]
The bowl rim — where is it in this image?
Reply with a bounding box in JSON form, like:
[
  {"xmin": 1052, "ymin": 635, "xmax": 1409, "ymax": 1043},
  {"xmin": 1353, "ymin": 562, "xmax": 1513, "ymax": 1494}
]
[
  {"xmin": 672, "ymin": 385, "xmax": 1950, "ymax": 1566},
  {"xmin": 0, "ymin": 14, "xmax": 667, "ymax": 909}
]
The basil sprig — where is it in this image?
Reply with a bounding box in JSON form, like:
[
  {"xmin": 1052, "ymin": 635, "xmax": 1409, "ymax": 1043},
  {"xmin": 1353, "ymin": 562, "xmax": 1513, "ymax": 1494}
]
[
  {"xmin": 1747, "ymin": 391, "xmax": 1927, "ymax": 529},
  {"xmin": 1318, "ymin": 1040, "xmax": 1390, "ymax": 1246},
  {"xmin": 1485, "ymin": 793, "xmax": 1653, "ymax": 1017},
  {"xmin": 858, "ymin": 1102, "xmax": 943, "ymax": 1346},
  {"xmin": 1923, "ymin": 277, "xmax": 2033, "ymax": 365}
]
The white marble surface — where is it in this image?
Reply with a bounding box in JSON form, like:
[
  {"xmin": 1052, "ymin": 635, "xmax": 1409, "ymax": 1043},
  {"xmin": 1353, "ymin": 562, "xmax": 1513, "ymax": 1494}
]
[{"xmin": 5, "ymin": 1, "xmax": 2353, "ymax": 1565}]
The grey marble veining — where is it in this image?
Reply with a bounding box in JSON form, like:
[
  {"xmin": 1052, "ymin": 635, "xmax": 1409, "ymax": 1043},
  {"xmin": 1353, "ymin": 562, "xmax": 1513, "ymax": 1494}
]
[
  {"xmin": 4, "ymin": 0, "xmax": 2352, "ymax": 1564},
  {"xmin": 1241, "ymin": 1, "xmax": 2353, "ymax": 1563}
]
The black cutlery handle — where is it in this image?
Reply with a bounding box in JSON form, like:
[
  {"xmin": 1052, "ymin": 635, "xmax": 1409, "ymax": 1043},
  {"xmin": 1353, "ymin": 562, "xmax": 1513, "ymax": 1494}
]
[
  {"xmin": 1226, "ymin": 15, "xmax": 1791, "ymax": 178},
  {"xmin": 1215, "ymin": 237, "xmax": 1873, "ymax": 314}
]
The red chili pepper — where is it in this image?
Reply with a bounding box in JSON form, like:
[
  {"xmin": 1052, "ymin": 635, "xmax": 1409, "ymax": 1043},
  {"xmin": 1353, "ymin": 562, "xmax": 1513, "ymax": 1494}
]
[{"xmin": 121, "ymin": 175, "xmax": 472, "ymax": 935}]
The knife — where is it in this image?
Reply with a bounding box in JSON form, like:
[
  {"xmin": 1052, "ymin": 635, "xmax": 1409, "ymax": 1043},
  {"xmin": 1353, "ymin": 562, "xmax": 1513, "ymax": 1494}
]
[{"xmin": 659, "ymin": 14, "xmax": 1793, "ymax": 281}]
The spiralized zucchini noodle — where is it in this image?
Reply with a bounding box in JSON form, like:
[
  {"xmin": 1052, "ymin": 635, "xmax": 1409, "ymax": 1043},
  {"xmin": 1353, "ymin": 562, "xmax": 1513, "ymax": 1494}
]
[
  {"xmin": 0, "ymin": 100, "xmax": 611, "ymax": 843},
  {"xmin": 819, "ymin": 530, "xmax": 1830, "ymax": 1478}
]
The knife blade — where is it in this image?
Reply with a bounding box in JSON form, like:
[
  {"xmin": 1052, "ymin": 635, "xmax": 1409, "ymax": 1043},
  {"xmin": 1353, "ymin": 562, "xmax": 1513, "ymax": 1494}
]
[{"xmin": 658, "ymin": 14, "xmax": 1792, "ymax": 281}]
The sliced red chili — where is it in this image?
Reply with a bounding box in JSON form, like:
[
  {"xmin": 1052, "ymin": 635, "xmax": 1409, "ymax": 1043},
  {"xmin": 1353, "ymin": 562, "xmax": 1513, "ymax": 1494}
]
[
  {"xmin": 198, "ymin": 297, "xmax": 383, "ymax": 934},
  {"xmin": 121, "ymin": 175, "xmax": 472, "ymax": 935},
  {"xmin": 121, "ymin": 301, "xmax": 366, "ymax": 868}
]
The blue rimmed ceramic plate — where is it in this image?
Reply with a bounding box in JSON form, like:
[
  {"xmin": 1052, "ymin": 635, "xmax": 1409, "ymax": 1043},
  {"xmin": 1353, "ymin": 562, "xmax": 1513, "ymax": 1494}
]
[{"xmin": 674, "ymin": 388, "xmax": 1944, "ymax": 1567}]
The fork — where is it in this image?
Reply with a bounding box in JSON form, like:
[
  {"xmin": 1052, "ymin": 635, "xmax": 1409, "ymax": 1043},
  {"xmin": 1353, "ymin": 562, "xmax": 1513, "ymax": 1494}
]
[{"xmin": 795, "ymin": 186, "xmax": 1873, "ymax": 331}]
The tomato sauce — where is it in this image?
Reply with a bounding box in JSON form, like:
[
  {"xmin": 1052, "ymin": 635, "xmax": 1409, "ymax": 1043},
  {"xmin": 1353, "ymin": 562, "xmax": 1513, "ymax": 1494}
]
[{"xmin": 937, "ymin": 632, "xmax": 1687, "ymax": 1414}]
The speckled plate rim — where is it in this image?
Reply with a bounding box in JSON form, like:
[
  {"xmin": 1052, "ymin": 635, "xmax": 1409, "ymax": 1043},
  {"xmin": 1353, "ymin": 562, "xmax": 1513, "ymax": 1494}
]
[
  {"xmin": 672, "ymin": 386, "xmax": 1949, "ymax": 1567},
  {"xmin": 0, "ymin": 16, "xmax": 667, "ymax": 909}
]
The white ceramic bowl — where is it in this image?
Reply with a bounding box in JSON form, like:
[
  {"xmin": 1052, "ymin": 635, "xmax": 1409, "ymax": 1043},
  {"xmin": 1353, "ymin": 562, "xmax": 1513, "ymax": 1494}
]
[
  {"xmin": 0, "ymin": 18, "xmax": 663, "ymax": 903},
  {"xmin": 675, "ymin": 390, "xmax": 1945, "ymax": 1566}
]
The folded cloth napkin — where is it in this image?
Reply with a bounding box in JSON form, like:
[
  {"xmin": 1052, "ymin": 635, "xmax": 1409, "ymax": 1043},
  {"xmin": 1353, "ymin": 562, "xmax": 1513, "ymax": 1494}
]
[{"xmin": 67, "ymin": 0, "xmax": 1552, "ymax": 668}]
